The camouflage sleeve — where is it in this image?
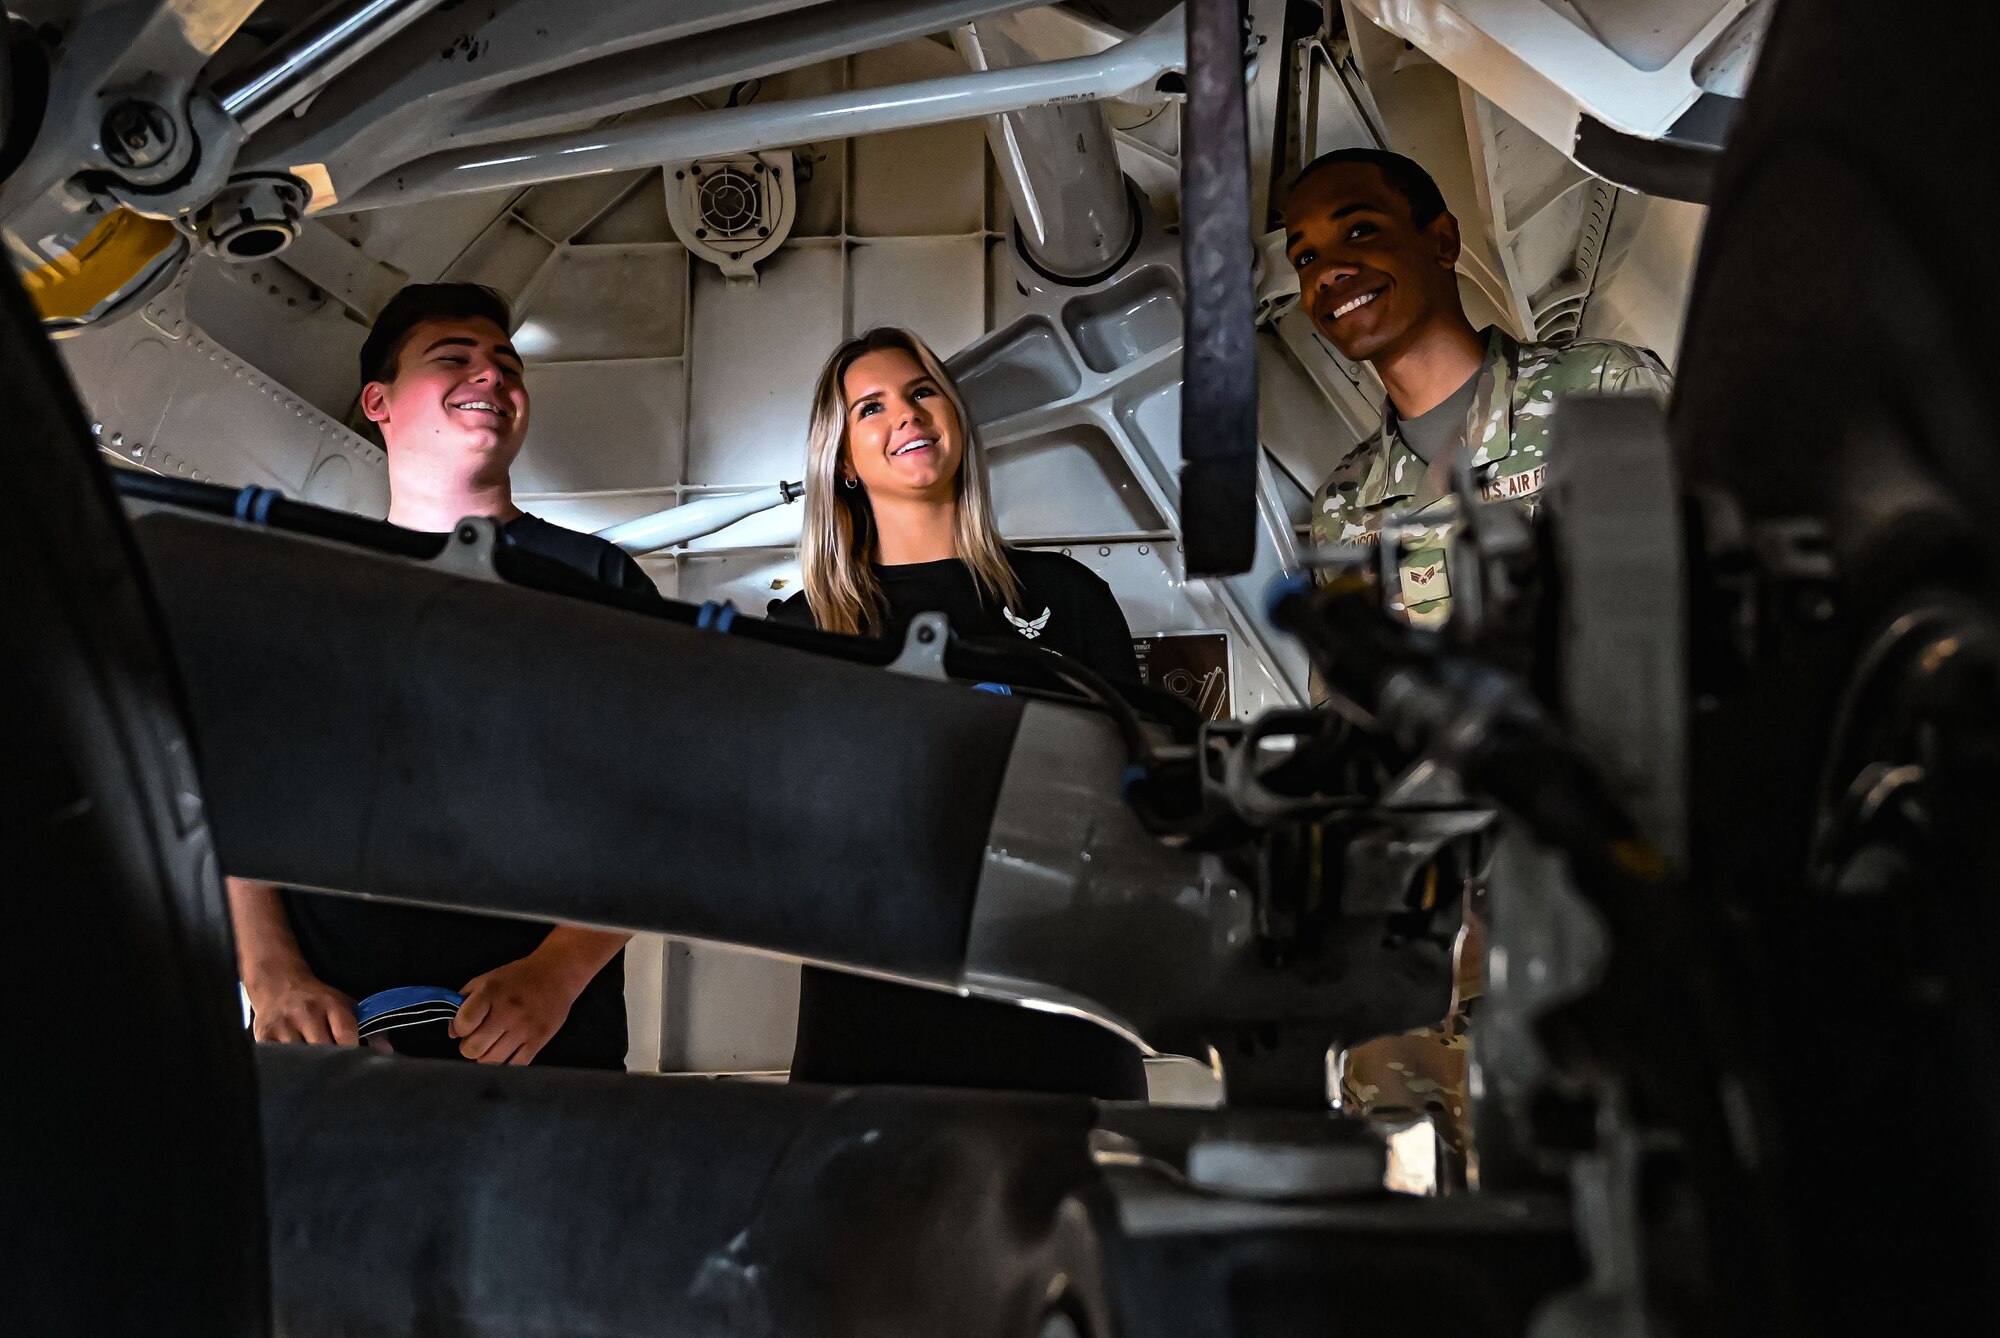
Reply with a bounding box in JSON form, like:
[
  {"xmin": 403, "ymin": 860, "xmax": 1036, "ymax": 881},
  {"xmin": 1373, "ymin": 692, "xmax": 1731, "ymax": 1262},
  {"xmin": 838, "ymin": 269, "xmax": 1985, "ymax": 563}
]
[
  {"xmin": 1309, "ymin": 436, "xmax": 1378, "ymax": 552},
  {"xmin": 1591, "ymin": 341, "xmax": 1672, "ymax": 398},
  {"xmin": 1308, "ymin": 473, "xmax": 1344, "ymax": 551}
]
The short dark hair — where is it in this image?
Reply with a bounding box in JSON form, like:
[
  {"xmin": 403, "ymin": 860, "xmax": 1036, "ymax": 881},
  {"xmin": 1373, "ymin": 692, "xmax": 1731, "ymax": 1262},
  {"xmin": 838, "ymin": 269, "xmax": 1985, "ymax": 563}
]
[
  {"xmin": 358, "ymin": 283, "xmax": 513, "ymax": 387},
  {"xmin": 1290, "ymin": 148, "xmax": 1448, "ymax": 229}
]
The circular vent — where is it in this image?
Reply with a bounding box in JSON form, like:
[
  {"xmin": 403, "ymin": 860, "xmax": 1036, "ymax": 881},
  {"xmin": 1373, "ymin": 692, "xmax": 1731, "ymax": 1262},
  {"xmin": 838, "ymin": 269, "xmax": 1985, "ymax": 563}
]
[
  {"xmin": 697, "ymin": 168, "xmax": 762, "ymax": 237},
  {"xmin": 669, "ymin": 152, "xmax": 794, "ymax": 281}
]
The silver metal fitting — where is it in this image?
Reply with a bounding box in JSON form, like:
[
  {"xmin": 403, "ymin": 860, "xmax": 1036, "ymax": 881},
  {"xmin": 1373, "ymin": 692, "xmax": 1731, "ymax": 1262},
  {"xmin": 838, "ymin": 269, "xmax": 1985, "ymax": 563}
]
[
  {"xmin": 886, "ymin": 612, "xmax": 952, "ymax": 681},
  {"xmin": 1184, "ymin": 1130, "xmax": 1388, "ymax": 1201},
  {"xmin": 194, "ymin": 174, "xmax": 311, "ymax": 261}
]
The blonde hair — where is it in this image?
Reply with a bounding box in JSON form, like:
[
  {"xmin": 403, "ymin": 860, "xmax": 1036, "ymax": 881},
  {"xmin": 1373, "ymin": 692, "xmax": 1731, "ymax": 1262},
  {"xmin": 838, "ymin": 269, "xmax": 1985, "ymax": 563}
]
[{"xmin": 799, "ymin": 327, "xmax": 1021, "ymax": 636}]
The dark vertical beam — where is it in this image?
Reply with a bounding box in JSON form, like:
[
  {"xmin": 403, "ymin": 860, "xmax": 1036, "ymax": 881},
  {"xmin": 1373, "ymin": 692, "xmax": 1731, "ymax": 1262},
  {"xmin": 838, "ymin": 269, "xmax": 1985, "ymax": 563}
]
[
  {"xmin": 1179, "ymin": 0, "xmax": 1258, "ymax": 576},
  {"xmin": 3, "ymin": 265, "xmax": 268, "ymax": 1337}
]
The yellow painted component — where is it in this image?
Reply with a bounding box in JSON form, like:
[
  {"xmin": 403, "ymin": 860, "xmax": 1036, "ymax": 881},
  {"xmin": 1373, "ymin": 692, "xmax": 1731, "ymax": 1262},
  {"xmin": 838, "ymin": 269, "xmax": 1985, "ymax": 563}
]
[
  {"xmin": 168, "ymin": 0, "xmax": 267, "ymax": 56},
  {"xmin": 1610, "ymin": 838, "xmax": 1668, "ymax": 883},
  {"xmin": 18, "ymin": 209, "xmax": 179, "ymax": 322},
  {"xmin": 291, "ymin": 162, "xmax": 339, "ymax": 214}
]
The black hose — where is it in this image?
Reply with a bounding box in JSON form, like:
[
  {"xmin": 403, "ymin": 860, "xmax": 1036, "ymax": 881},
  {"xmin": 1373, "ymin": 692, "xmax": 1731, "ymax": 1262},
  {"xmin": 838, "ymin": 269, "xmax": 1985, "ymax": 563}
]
[
  {"xmin": 110, "ymin": 473, "xmax": 1203, "ymax": 745},
  {"xmin": 113, "ymin": 471, "xmax": 445, "ymax": 557}
]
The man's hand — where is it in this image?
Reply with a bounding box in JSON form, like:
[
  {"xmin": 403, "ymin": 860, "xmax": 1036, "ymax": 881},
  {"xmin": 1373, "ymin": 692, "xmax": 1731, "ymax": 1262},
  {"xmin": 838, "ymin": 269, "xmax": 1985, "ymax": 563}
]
[
  {"xmin": 453, "ymin": 955, "xmax": 582, "ymax": 1066},
  {"xmin": 247, "ymin": 969, "xmax": 360, "ymax": 1045},
  {"xmin": 453, "ymin": 926, "xmax": 627, "ymax": 1066}
]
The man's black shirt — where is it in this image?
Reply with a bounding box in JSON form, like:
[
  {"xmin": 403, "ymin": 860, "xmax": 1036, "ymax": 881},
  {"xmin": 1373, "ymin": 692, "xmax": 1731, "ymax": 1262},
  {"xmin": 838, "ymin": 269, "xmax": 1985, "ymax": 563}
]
[
  {"xmin": 501, "ymin": 511, "xmax": 661, "ymax": 600},
  {"xmin": 278, "ymin": 511, "xmax": 654, "ymax": 1070},
  {"xmin": 770, "ymin": 549, "xmax": 1149, "ymax": 1099}
]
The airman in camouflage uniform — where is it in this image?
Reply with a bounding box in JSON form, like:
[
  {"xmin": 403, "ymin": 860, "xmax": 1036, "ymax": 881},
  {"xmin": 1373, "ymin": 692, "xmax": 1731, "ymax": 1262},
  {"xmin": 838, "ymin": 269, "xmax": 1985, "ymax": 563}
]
[
  {"xmin": 1310, "ymin": 328, "xmax": 1670, "ymax": 628},
  {"xmin": 1283, "ymin": 147, "xmax": 1669, "ymax": 1179}
]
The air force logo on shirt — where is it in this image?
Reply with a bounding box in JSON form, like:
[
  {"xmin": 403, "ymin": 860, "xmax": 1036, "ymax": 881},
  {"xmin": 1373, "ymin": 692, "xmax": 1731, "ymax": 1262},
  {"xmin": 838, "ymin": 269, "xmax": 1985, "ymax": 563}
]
[{"xmin": 1004, "ymin": 606, "xmax": 1052, "ymax": 639}]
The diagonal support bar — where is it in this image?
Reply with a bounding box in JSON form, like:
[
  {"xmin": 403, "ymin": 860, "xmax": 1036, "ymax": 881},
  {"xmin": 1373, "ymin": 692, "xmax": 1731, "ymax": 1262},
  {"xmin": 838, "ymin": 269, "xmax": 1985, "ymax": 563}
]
[{"xmin": 331, "ymin": 9, "xmax": 1186, "ymax": 212}]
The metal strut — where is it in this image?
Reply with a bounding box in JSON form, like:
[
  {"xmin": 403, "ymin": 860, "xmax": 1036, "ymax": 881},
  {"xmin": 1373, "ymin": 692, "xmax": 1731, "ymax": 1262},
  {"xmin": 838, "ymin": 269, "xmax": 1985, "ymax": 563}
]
[{"xmin": 218, "ymin": 0, "xmax": 455, "ymax": 136}]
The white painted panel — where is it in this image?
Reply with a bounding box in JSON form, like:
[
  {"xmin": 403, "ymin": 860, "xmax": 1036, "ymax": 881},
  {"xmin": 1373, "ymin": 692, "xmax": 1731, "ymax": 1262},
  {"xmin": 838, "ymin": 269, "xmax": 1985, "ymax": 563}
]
[
  {"xmin": 623, "ymin": 932, "xmax": 666, "ymax": 1072},
  {"xmin": 1031, "ymin": 540, "xmax": 1193, "ymax": 638},
  {"xmin": 687, "ymin": 243, "xmax": 843, "ymax": 485},
  {"xmin": 576, "ymin": 172, "xmax": 677, "ymax": 246},
  {"xmin": 760, "ymin": 59, "xmax": 848, "ymax": 238},
  {"xmin": 1146, "ymin": 1056, "xmax": 1225, "ymax": 1106},
  {"xmin": 989, "ymin": 423, "xmax": 1164, "ymax": 540},
  {"xmin": 848, "ymin": 42, "xmax": 986, "ymax": 237},
  {"xmin": 1118, "ymin": 375, "xmax": 1184, "ymax": 474},
  {"xmin": 1258, "ymin": 330, "xmax": 1362, "ymax": 500},
  {"xmin": 635, "ymin": 554, "xmax": 679, "ymax": 599},
  {"xmin": 849, "ymin": 238, "xmax": 985, "ymax": 357},
  {"xmin": 1061, "ymin": 265, "xmax": 1183, "ymax": 374},
  {"xmin": 443, "ymin": 215, "xmax": 554, "ymax": 304},
  {"xmin": 516, "ymin": 170, "xmax": 651, "ymax": 244},
  {"xmin": 515, "ymin": 246, "xmax": 686, "ymax": 363},
  {"xmin": 335, "ymin": 186, "xmax": 525, "ymax": 285},
  {"xmin": 849, "ymin": 122, "xmax": 987, "ymax": 237},
  {"xmin": 988, "ymin": 234, "xmax": 1036, "ymax": 329},
  {"xmin": 790, "ymin": 142, "xmax": 848, "ymax": 239},
  {"xmin": 516, "ymin": 358, "xmax": 685, "ymax": 494},
  {"xmin": 1027, "ymin": 541, "xmax": 1295, "ymax": 720},
  {"xmin": 677, "ymin": 549, "xmax": 806, "ymax": 617},
  {"xmin": 1270, "ymin": 460, "xmax": 1313, "ymax": 528},
  {"xmin": 665, "ymin": 942, "xmax": 800, "ymax": 1074},
  {"xmin": 185, "ymin": 254, "xmax": 367, "ymax": 420},
  {"xmin": 1583, "ymin": 194, "xmax": 1704, "ymax": 366},
  {"xmin": 63, "ymin": 310, "xmax": 389, "ymax": 517},
  {"xmin": 954, "ymin": 317, "xmax": 1082, "ymax": 422}
]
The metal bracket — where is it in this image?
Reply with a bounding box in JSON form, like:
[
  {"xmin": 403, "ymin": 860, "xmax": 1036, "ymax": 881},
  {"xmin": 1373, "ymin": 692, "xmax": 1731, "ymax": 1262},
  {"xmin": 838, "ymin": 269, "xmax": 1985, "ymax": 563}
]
[
  {"xmin": 432, "ymin": 516, "xmax": 504, "ymax": 583},
  {"xmin": 1342, "ymin": 810, "xmax": 1497, "ymax": 917},
  {"xmin": 886, "ymin": 611, "xmax": 952, "ymax": 681}
]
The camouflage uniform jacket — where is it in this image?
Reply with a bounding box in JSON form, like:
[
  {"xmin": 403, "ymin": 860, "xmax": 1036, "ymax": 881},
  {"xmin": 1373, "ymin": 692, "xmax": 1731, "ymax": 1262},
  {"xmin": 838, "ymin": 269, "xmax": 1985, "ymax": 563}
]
[{"xmin": 1310, "ymin": 327, "xmax": 1670, "ymax": 628}]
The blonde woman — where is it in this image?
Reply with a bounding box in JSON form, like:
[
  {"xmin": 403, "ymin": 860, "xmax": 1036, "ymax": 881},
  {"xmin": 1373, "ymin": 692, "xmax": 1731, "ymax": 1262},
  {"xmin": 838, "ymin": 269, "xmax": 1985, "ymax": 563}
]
[{"xmin": 770, "ymin": 325, "xmax": 1146, "ymax": 1099}]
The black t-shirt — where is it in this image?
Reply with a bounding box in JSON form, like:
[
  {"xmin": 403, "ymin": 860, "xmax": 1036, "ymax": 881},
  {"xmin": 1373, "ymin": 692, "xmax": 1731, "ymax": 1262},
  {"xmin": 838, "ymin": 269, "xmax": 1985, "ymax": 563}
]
[
  {"xmin": 277, "ymin": 511, "xmax": 656, "ymax": 1070},
  {"xmin": 501, "ymin": 511, "xmax": 663, "ymax": 600},
  {"xmin": 769, "ymin": 549, "xmax": 1149, "ymax": 1099},
  {"xmin": 770, "ymin": 548, "xmax": 1141, "ymax": 678}
]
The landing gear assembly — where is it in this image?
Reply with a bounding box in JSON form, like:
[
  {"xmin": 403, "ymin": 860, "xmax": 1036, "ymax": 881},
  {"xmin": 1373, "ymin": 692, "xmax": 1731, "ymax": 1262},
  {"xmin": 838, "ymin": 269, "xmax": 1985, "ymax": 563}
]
[{"xmin": 10, "ymin": 1, "xmax": 1993, "ymax": 1335}]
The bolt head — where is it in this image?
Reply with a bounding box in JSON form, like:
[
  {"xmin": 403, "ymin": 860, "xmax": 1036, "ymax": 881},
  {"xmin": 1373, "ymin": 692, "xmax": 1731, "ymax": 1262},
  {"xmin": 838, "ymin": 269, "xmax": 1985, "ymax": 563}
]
[{"xmin": 102, "ymin": 100, "xmax": 175, "ymax": 170}]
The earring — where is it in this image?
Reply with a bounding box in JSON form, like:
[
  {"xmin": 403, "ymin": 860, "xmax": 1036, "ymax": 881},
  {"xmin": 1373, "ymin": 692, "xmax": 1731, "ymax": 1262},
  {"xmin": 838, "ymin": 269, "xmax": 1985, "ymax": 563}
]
[{"xmin": 843, "ymin": 476, "xmax": 859, "ymax": 490}]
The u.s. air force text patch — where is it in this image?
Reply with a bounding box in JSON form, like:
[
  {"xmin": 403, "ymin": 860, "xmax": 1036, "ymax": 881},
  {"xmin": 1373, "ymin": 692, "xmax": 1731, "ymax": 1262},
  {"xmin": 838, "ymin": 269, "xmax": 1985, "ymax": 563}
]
[{"xmin": 1479, "ymin": 463, "xmax": 1545, "ymax": 503}]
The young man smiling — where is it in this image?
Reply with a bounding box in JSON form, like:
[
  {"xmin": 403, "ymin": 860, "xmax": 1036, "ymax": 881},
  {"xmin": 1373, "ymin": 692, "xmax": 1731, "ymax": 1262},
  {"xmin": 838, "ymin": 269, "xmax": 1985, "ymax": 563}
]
[
  {"xmin": 1285, "ymin": 151, "xmax": 1669, "ymax": 1172},
  {"xmin": 226, "ymin": 283, "xmax": 653, "ymax": 1069},
  {"xmin": 1285, "ymin": 148, "xmax": 1669, "ymax": 628}
]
